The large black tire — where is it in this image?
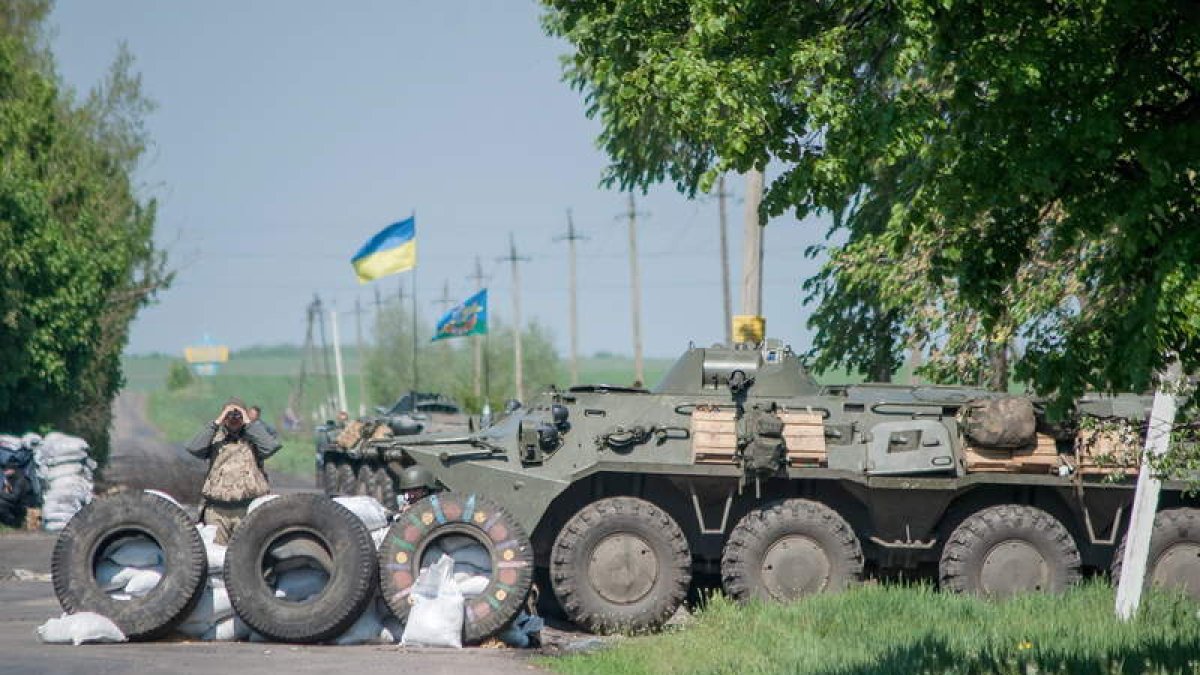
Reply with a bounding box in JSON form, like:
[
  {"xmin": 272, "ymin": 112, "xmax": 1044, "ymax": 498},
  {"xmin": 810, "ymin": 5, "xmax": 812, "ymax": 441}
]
[
  {"xmin": 721, "ymin": 499, "xmax": 863, "ymax": 602},
  {"xmin": 379, "ymin": 491, "xmax": 534, "ymax": 644},
  {"xmin": 225, "ymin": 493, "xmax": 377, "ymax": 643},
  {"xmin": 551, "ymin": 497, "xmax": 691, "ymax": 634},
  {"xmin": 51, "ymin": 492, "xmax": 207, "ymax": 640},
  {"xmin": 1112, "ymin": 507, "xmax": 1200, "ymax": 601},
  {"xmin": 940, "ymin": 504, "xmax": 1081, "ymax": 596}
]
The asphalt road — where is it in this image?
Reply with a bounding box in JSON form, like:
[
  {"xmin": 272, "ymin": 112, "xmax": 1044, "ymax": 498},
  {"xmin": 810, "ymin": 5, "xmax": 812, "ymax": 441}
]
[{"xmin": 0, "ymin": 534, "xmax": 555, "ymax": 675}]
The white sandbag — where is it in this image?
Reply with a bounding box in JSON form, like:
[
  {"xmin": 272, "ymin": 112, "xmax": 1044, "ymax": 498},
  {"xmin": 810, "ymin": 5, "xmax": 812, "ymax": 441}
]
[
  {"xmin": 21, "ymin": 432, "xmax": 42, "ymax": 448},
  {"xmin": 333, "ymin": 604, "xmax": 384, "ymax": 645},
  {"xmin": 43, "ymin": 463, "xmax": 91, "ymax": 481},
  {"xmin": 203, "ymin": 616, "xmax": 250, "ymax": 642},
  {"xmin": 37, "ymin": 612, "xmax": 127, "ymax": 645},
  {"xmin": 273, "ymin": 568, "xmax": 328, "ymax": 601},
  {"xmin": 144, "ymin": 490, "xmax": 180, "ymax": 506},
  {"xmin": 436, "ymin": 534, "xmax": 479, "ymax": 554},
  {"xmin": 124, "ymin": 568, "xmax": 163, "ymax": 597},
  {"xmin": 177, "ymin": 584, "xmax": 233, "ymax": 637},
  {"xmin": 105, "ymin": 537, "xmax": 163, "ymax": 567},
  {"xmin": 197, "ymin": 524, "xmax": 226, "ymax": 571},
  {"xmin": 401, "ymin": 555, "xmax": 463, "ymax": 649},
  {"xmin": 38, "ymin": 449, "xmax": 90, "ymax": 466},
  {"xmin": 333, "ymin": 496, "xmax": 390, "ymax": 531},
  {"xmin": 105, "ymin": 566, "xmax": 139, "ymax": 592},
  {"xmin": 94, "ymin": 562, "xmax": 126, "ymax": 592},
  {"xmin": 448, "ymin": 542, "xmax": 492, "ymax": 574},
  {"xmin": 248, "ymin": 494, "xmax": 280, "ymax": 513},
  {"xmin": 453, "ymin": 572, "xmax": 490, "ymax": 596}
]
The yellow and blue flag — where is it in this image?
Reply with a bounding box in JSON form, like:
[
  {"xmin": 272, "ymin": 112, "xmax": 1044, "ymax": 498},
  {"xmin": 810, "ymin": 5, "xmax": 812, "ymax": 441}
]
[
  {"xmin": 433, "ymin": 289, "xmax": 488, "ymax": 341},
  {"xmin": 351, "ymin": 216, "xmax": 416, "ymax": 283}
]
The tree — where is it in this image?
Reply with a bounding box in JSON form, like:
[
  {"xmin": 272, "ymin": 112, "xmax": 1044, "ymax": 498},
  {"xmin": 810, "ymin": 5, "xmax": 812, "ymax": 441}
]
[
  {"xmin": 542, "ymin": 0, "xmax": 1200, "ymax": 406},
  {"xmin": 0, "ymin": 1, "xmax": 170, "ymax": 463},
  {"xmin": 364, "ymin": 299, "xmax": 563, "ymax": 413}
]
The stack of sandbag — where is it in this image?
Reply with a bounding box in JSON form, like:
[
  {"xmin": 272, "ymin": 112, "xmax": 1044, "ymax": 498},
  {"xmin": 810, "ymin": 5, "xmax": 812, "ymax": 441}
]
[
  {"xmin": 35, "ymin": 432, "xmax": 95, "ymax": 531},
  {"xmin": 332, "ymin": 496, "xmax": 391, "ymax": 549},
  {"xmin": 176, "ymin": 521, "xmax": 251, "ymax": 641}
]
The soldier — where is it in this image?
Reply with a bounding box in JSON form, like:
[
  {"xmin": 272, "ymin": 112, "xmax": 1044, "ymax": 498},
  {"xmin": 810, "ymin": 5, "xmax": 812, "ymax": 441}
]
[
  {"xmin": 0, "ymin": 456, "xmax": 34, "ymax": 528},
  {"xmin": 186, "ymin": 397, "xmax": 281, "ymax": 544},
  {"xmin": 397, "ymin": 465, "xmax": 439, "ymax": 509}
]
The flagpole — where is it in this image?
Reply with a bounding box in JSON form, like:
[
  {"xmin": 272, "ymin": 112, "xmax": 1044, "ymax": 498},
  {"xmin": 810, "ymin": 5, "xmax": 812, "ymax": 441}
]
[{"xmin": 411, "ymin": 211, "xmax": 419, "ymax": 395}]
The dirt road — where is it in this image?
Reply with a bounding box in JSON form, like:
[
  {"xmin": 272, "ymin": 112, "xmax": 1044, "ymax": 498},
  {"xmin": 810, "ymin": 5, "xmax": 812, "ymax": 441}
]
[{"xmin": 101, "ymin": 391, "xmax": 313, "ymax": 502}]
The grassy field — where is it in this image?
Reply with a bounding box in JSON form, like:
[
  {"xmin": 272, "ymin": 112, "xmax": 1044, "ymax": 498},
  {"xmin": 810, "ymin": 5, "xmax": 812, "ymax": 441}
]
[
  {"xmin": 547, "ymin": 583, "xmax": 1200, "ymax": 675},
  {"xmin": 122, "ymin": 348, "xmax": 674, "ymax": 478}
]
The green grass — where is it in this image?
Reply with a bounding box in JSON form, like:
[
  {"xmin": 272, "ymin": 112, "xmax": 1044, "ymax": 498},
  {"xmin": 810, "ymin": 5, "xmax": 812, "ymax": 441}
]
[{"xmin": 545, "ymin": 584, "xmax": 1200, "ymax": 675}]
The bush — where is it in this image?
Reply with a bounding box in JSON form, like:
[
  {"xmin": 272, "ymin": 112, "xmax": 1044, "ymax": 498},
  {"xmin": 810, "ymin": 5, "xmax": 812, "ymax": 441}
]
[{"xmin": 165, "ymin": 361, "xmax": 194, "ymax": 392}]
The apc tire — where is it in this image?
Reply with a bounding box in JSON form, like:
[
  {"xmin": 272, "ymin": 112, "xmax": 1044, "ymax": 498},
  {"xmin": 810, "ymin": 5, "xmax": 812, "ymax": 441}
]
[
  {"xmin": 51, "ymin": 492, "xmax": 207, "ymax": 640},
  {"xmin": 371, "ymin": 467, "xmax": 396, "ymax": 510},
  {"xmin": 354, "ymin": 464, "xmax": 373, "ymax": 496},
  {"xmin": 721, "ymin": 499, "xmax": 862, "ymax": 603},
  {"xmin": 1112, "ymin": 507, "xmax": 1200, "ymax": 601},
  {"xmin": 335, "ymin": 460, "xmax": 356, "ymax": 496},
  {"xmin": 321, "ymin": 460, "xmax": 339, "ymax": 495},
  {"xmin": 225, "ymin": 493, "xmax": 377, "ymax": 643},
  {"xmin": 940, "ymin": 504, "xmax": 1080, "ymax": 596},
  {"xmin": 379, "ymin": 492, "xmax": 533, "ymax": 643},
  {"xmin": 551, "ymin": 497, "xmax": 691, "ymax": 634}
]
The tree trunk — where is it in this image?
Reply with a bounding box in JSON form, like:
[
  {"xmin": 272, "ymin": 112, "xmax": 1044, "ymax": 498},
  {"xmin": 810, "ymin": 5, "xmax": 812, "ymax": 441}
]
[{"xmin": 987, "ymin": 341, "xmax": 1009, "ymax": 392}]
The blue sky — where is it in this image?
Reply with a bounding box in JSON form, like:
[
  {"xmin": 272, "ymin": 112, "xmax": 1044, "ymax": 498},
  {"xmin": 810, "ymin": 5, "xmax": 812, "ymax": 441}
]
[{"xmin": 50, "ymin": 1, "xmax": 830, "ymax": 358}]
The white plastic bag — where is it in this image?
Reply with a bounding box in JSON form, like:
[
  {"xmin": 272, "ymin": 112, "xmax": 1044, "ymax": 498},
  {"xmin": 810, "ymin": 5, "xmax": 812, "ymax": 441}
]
[
  {"xmin": 37, "ymin": 612, "xmax": 127, "ymax": 645},
  {"xmin": 334, "ymin": 496, "xmax": 390, "ymax": 531},
  {"xmin": 105, "ymin": 537, "xmax": 162, "ymax": 567},
  {"xmin": 124, "ymin": 569, "xmax": 163, "ymax": 597},
  {"xmin": 400, "ymin": 554, "xmax": 464, "ymax": 648}
]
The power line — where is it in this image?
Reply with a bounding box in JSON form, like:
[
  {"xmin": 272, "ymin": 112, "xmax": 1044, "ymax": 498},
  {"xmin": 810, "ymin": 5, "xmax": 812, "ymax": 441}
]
[{"xmin": 553, "ymin": 208, "xmax": 588, "ymax": 385}]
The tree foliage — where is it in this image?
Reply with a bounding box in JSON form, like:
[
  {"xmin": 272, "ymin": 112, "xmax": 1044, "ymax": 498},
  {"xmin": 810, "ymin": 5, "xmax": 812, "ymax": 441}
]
[
  {"xmin": 364, "ymin": 298, "xmax": 563, "ymax": 413},
  {"xmin": 542, "ymin": 0, "xmax": 1200, "ymax": 405},
  {"xmin": 0, "ymin": 1, "xmax": 169, "ymax": 462}
]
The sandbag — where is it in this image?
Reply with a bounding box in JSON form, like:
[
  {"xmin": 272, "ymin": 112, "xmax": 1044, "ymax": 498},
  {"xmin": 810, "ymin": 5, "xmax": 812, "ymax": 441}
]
[
  {"xmin": 202, "ymin": 616, "xmax": 250, "ymax": 642},
  {"xmin": 333, "ymin": 602, "xmax": 384, "ymax": 645},
  {"xmin": 105, "ymin": 537, "xmax": 163, "ymax": 568},
  {"xmin": 248, "ymin": 494, "xmax": 280, "ymax": 513},
  {"xmin": 401, "ymin": 555, "xmax": 463, "ymax": 648},
  {"xmin": 37, "ymin": 612, "xmax": 127, "ymax": 645},
  {"xmin": 333, "ymin": 496, "xmax": 389, "ymax": 531},
  {"xmin": 273, "ymin": 568, "xmax": 329, "ymax": 601},
  {"xmin": 962, "ymin": 397, "xmax": 1037, "ymax": 448},
  {"xmin": 124, "ymin": 569, "xmax": 163, "ymax": 597}
]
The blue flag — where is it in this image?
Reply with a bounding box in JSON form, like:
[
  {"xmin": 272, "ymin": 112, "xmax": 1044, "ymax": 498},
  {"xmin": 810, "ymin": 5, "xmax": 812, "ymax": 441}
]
[
  {"xmin": 351, "ymin": 216, "xmax": 416, "ymax": 283},
  {"xmin": 433, "ymin": 289, "xmax": 488, "ymax": 341}
]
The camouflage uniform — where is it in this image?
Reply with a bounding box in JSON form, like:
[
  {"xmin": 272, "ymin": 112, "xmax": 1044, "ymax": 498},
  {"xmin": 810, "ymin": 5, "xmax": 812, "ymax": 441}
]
[{"xmin": 186, "ymin": 419, "xmax": 281, "ymax": 545}]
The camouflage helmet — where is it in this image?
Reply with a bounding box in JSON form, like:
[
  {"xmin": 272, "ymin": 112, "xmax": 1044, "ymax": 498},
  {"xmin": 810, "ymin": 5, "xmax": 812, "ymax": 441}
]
[{"xmin": 398, "ymin": 465, "xmax": 438, "ymax": 491}]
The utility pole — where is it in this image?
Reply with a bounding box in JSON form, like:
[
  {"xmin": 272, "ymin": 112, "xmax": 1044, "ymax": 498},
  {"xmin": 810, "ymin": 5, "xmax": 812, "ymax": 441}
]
[
  {"xmin": 716, "ymin": 174, "xmax": 733, "ymax": 344},
  {"xmin": 354, "ymin": 297, "xmax": 367, "ymax": 416},
  {"xmin": 623, "ymin": 194, "xmax": 646, "ymax": 386},
  {"xmin": 432, "ymin": 279, "xmax": 453, "ymax": 313},
  {"xmin": 329, "ymin": 306, "xmax": 348, "ymax": 415},
  {"xmin": 737, "ymin": 168, "xmax": 766, "ymax": 343},
  {"xmin": 467, "ymin": 256, "xmax": 488, "ymax": 398},
  {"xmin": 554, "ymin": 209, "xmax": 588, "ymax": 386},
  {"xmin": 314, "ymin": 294, "xmax": 335, "ymax": 416},
  {"xmin": 498, "ymin": 234, "xmax": 530, "ymax": 402}
]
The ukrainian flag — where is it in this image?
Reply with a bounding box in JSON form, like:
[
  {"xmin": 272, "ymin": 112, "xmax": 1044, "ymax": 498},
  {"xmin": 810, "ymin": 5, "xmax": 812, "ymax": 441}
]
[{"xmin": 351, "ymin": 216, "xmax": 416, "ymax": 282}]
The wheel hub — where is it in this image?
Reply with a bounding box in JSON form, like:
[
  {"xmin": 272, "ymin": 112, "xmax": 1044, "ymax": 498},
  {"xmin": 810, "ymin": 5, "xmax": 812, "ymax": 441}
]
[
  {"xmin": 760, "ymin": 535, "xmax": 830, "ymax": 600},
  {"xmin": 1151, "ymin": 542, "xmax": 1200, "ymax": 600},
  {"xmin": 587, "ymin": 533, "xmax": 659, "ymax": 604},
  {"xmin": 980, "ymin": 539, "xmax": 1047, "ymax": 596}
]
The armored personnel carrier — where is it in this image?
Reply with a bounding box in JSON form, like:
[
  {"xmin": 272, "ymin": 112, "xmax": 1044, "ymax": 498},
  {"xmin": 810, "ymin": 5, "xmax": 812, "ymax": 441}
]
[
  {"xmin": 316, "ymin": 391, "xmax": 468, "ymax": 504},
  {"xmin": 369, "ymin": 339, "xmax": 1199, "ymax": 635}
]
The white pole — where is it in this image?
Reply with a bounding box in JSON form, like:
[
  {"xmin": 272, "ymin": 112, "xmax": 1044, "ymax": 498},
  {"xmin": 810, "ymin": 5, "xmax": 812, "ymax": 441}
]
[
  {"xmin": 1115, "ymin": 359, "xmax": 1182, "ymax": 620},
  {"xmin": 329, "ymin": 307, "xmax": 349, "ymax": 415}
]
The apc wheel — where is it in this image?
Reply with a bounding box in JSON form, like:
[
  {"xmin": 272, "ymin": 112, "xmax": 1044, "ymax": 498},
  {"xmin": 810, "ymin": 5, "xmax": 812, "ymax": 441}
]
[
  {"xmin": 379, "ymin": 492, "xmax": 533, "ymax": 643},
  {"xmin": 371, "ymin": 467, "xmax": 396, "ymax": 510},
  {"xmin": 551, "ymin": 497, "xmax": 691, "ymax": 634},
  {"xmin": 940, "ymin": 504, "xmax": 1080, "ymax": 596},
  {"xmin": 721, "ymin": 499, "xmax": 863, "ymax": 603},
  {"xmin": 225, "ymin": 494, "xmax": 377, "ymax": 643},
  {"xmin": 1112, "ymin": 507, "xmax": 1200, "ymax": 601},
  {"xmin": 321, "ymin": 461, "xmax": 339, "ymax": 495},
  {"xmin": 51, "ymin": 492, "xmax": 207, "ymax": 640},
  {"xmin": 334, "ymin": 460, "xmax": 356, "ymax": 496}
]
